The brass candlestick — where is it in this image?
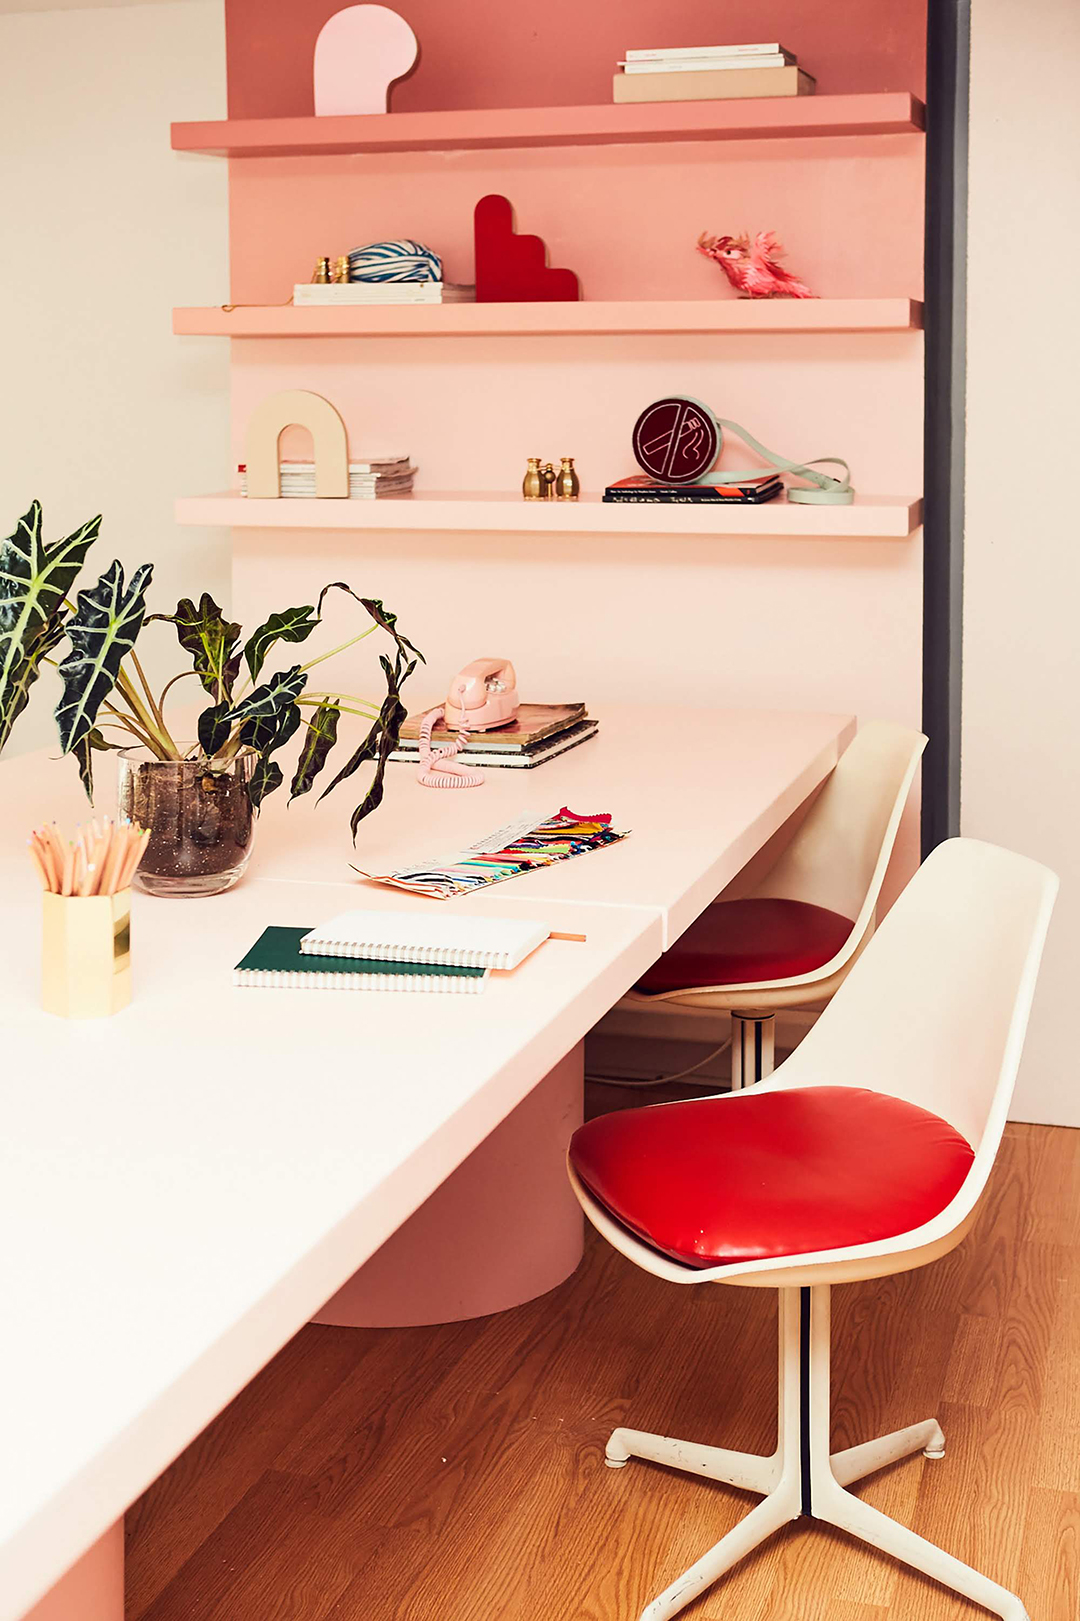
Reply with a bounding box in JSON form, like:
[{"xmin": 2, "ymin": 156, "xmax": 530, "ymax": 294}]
[
  {"xmin": 312, "ymin": 256, "xmax": 332, "ymax": 284},
  {"xmin": 555, "ymin": 456, "xmax": 580, "ymax": 500},
  {"xmin": 332, "ymin": 255, "xmax": 350, "ymax": 284}
]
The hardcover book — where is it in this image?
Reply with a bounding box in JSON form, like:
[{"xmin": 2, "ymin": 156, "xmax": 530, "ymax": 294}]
[
  {"xmin": 604, "ymin": 476, "xmax": 784, "ymax": 504},
  {"xmin": 613, "ymin": 66, "xmax": 814, "ymax": 104}
]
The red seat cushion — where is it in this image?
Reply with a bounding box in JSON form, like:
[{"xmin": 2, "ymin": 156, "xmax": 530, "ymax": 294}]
[
  {"xmin": 636, "ymin": 897, "xmax": 854, "ymax": 995},
  {"xmin": 569, "ymin": 1087, "xmax": 974, "ymax": 1269}
]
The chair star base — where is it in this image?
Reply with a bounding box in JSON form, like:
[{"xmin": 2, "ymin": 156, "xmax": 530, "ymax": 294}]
[{"xmin": 605, "ymin": 1287, "xmax": 1028, "ymax": 1621}]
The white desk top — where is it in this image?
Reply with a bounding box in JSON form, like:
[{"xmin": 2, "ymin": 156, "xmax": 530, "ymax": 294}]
[
  {"xmin": 0, "ymin": 702, "xmax": 853, "ymax": 1618},
  {"xmin": 251, "ymin": 704, "xmax": 856, "ymax": 946},
  {"xmin": 0, "ymin": 877, "xmax": 659, "ymax": 1621}
]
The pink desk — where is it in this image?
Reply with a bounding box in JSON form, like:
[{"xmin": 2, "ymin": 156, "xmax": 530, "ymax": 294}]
[{"xmin": 0, "ymin": 704, "xmax": 853, "ymax": 1621}]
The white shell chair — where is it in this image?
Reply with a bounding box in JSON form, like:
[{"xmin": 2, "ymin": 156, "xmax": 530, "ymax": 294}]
[
  {"xmin": 568, "ymin": 839, "xmax": 1057, "ymax": 1621},
  {"xmin": 625, "ymin": 720, "xmax": 927, "ymax": 1087}
]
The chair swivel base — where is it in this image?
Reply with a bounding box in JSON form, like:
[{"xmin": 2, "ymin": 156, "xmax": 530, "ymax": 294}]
[{"xmin": 602, "ymin": 1286, "xmax": 1027, "ymax": 1621}]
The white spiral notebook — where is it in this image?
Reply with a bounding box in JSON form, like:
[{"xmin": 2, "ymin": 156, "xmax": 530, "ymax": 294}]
[{"xmin": 299, "ymin": 910, "xmax": 551, "ymax": 971}]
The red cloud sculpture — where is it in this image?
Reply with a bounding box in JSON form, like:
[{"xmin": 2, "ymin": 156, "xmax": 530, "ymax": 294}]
[{"xmin": 473, "ymin": 194, "xmax": 581, "ymax": 303}]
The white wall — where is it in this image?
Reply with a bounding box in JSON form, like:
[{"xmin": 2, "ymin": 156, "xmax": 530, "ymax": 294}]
[
  {"xmin": 0, "ymin": 0, "xmax": 230, "ymax": 754},
  {"xmin": 963, "ymin": 0, "xmax": 1080, "ymax": 1124}
]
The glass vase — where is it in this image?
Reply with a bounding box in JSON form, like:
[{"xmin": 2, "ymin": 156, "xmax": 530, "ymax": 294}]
[{"xmin": 117, "ymin": 747, "xmax": 257, "ymax": 898}]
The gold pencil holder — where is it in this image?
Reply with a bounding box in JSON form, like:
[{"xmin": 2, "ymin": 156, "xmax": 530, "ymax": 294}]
[{"xmin": 41, "ymin": 891, "xmax": 132, "ymax": 1019}]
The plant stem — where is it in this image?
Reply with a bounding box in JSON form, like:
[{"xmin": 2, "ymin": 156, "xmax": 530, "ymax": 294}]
[
  {"xmin": 130, "ymin": 650, "xmax": 168, "ymax": 734},
  {"xmin": 298, "ymin": 623, "xmax": 376, "ymax": 674},
  {"xmin": 157, "ymin": 667, "xmax": 199, "ymax": 715},
  {"xmin": 297, "ymin": 696, "xmax": 379, "ymax": 721},
  {"xmin": 101, "ymin": 700, "xmax": 168, "ymax": 758},
  {"xmin": 114, "ymin": 667, "xmax": 179, "ymax": 757}
]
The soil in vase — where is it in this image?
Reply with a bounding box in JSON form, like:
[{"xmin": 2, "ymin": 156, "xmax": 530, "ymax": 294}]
[{"xmin": 117, "ymin": 748, "xmax": 256, "ymax": 897}]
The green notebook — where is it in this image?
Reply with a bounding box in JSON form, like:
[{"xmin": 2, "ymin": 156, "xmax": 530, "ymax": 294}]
[{"xmin": 234, "ymin": 927, "xmax": 489, "ymax": 993}]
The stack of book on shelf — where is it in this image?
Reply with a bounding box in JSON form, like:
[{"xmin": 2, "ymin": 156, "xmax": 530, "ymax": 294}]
[
  {"xmin": 391, "ymin": 703, "xmax": 598, "ymax": 770},
  {"xmin": 613, "ymin": 42, "xmax": 813, "ymax": 104},
  {"xmin": 238, "ymin": 456, "xmax": 416, "ymax": 499},
  {"xmin": 294, "ymin": 282, "xmax": 476, "ymax": 306},
  {"xmin": 604, "ymin": 473, "xmax": 784, "ymax": 505}
]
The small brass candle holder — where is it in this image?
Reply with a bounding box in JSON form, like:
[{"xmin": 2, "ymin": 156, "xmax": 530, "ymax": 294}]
[{"xmin": 41, "ymin": 891, "xmax": 132, "ymax": 1019}]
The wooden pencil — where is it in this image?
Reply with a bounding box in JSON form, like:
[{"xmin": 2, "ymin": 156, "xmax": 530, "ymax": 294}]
[{"xmin": 26, "ymin": 840, "xmax": 50, "ymax": 890}]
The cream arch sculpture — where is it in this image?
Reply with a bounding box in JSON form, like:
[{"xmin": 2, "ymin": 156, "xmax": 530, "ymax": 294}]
[{"xmin": 244, "ymin": 389, "xmax": 349, "ymax": 499}]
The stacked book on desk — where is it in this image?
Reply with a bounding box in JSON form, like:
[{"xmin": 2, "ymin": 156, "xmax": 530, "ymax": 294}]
[
  {"xmin": 604, "ymin": 474, "xmax": 784, "ymax": 505},
  {"xmin": 234, "ymin": 913, "xmax": 554, "ymax": 994},
  {"xmin": 613, "ymin": 42, "xmax": 814, "ymax": 104},
  {"xmin": 391, "ymin": 703, "xmax": 598, "ymax": 770},
  {"xmin": 294, "ymin": 283, "xmax": 476, "ymax": 306},
  {"xmin": 238, "ymin": 456, "xmax": 416, "ymax": 499}
]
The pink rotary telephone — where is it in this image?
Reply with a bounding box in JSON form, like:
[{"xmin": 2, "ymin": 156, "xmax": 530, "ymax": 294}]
[
  {"xmin": 443, "ymin": 658, "xmax": 519, "ymax": 731},
  {"xmin": 417, "ymin": 659, "xmax": 520, "ymax": 790}
]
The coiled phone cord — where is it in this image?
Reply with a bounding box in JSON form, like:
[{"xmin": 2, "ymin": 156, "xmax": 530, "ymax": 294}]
[{"xmin": 415, "ymin": 707, "xmax": 485, "ymax": 789}]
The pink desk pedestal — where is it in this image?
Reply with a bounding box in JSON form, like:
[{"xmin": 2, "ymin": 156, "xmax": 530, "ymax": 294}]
[
  {"xmin": 316, "ymin": 1044, "xmax": 583, "ymax": 1326},
  {"xmin": 21, "ymin": 1524, "xmax": 122, "ymax": 1621}
]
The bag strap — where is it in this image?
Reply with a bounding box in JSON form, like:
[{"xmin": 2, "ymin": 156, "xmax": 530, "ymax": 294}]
[{"xmin": 711, "ymin": 417, "xmax": 855, "ymax": 506}]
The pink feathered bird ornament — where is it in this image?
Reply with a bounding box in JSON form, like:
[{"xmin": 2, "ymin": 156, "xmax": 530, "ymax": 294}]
[{"xmin": 697, "ymin": 230, "xmax": 816, "ymax": 299}]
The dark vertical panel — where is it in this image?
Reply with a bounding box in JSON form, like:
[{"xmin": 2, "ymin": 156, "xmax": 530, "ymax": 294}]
[{"xmin": 922, "ymin": 0, "xmax": 969, "ymax": 852}]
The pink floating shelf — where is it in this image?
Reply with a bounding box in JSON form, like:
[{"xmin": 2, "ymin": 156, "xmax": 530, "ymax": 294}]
[
  {"xmin": 176, "ymin": 491, "xmax": 923, "ymax": 539},
  {"xmin": 173, "ymin": 298, "xmax": 922, "ymax": 339},
  {"xmin": 171, "ymin": 94, "xmax": 924, "ymax": 159}
]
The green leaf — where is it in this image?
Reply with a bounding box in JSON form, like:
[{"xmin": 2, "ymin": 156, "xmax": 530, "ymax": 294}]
[
  {"xmin": 225, "ymin": 664, "xmax": 307, "ymax": 729},
  {"xmin": 247, "ymin": 755, "xmax": 283, "ymax": 808},
  {"xmin": 0, "ymin": 502, "xmax": 101, "ymax": 754},
  {"xmin": 55, "ymin": 559, "xmax": 153, "ymax": 764},
  {"xmin": 245, "ymin": 701, "xmax": 301, "ymax": 809},
  {"xmin": 316, "ymin": 584, "xmax": 425, "ymax": 670},
  {"xmin": 72, "ymin": 726, "xmax": 113, "ymax": 799},
  {"xmin": 289, "ymin": 699, "xmax": 340, "ymax": 801},
  {"xmin": 152, "ymin": 593, "xmax": 241, "ymax": 700},
  {"xmin": 317, "ymin": 652, "xmax": 416, "ymax": 838},
  {"xmin": 242, "ymin": 605, "xmax": 319, "ymax": 683},
  {"xmin": 197, "ymin": 700, "xmax": 232, "ymax": 758}
]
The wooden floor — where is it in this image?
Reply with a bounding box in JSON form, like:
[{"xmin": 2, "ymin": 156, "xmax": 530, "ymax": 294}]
[{"xmin": 126, "ymin": 1109, "xmax": 1080, "ymax": 1621}]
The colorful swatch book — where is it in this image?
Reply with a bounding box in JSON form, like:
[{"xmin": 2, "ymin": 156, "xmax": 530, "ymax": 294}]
[
  {"xmin": 234, "ymin": 926, "xmax": 488, "ymax": 991},
  {"xmin": 357, "ymin": 808, "xmax": 629, "ymax": 901}
]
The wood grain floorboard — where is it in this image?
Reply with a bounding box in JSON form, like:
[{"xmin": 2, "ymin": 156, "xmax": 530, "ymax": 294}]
[{"xmin": 127, "ymin": 1120, "xmax": 1080, "ymax": 1621}]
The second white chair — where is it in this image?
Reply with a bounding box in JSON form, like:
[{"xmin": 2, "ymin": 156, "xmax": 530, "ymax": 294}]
[{"xmin": 626, "ymin": 720, "xmax": 927, "ymax": 1086}]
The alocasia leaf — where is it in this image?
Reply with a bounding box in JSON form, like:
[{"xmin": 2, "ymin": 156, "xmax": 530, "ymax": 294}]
[
  {"xmin": 289, "ymin": 699, "xmax": 340, "ymax": 800},
  {"xmin": 0, "ymin": 502, "xmax": 101, "ymax": 754},
  {"xmin": 72, "ymin": 726, "xmax": 113, "ymax": 799},
  {"xmin": 245, "ymin": 701, "xmax": 302, "ymax": 809},
  {"xmin": 196, "ymin": 665, "xmax": 306, "ymax": 767},
  {"xmin": 247, "ymin": 755, "xmax": 284, "ymax": 808},
  {"xmin": 197, "ymin": 700, "xmax": 232, "ymax": 759},
  {"xmin": 316, "ymin": 584, "xmax": 424, "ymax": 669},
  {"xmin": 318, "ymin": 652, "xmax": 416, "ymax": 837},
  {"xmin": 242, "ymin": 606, "xmax": 320, "ymax": 683},
  {"xmin": 151, "ymin": 593, "xmax": 241, "ymax": 700},
  {"xmin": 55, "ymin": 560, "xmax": 154, "ymax": 769},
  {"xmin": 224, "ymin": 664, "xmax": 307, "ymax": 728}
]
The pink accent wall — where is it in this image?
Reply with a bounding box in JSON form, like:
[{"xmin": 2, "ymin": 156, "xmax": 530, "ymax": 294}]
[
  {"xmin": 227, "ymin": 137, "xmax": 924, "ymax": 304},
  {"xmin": 217, "ymin": 1, "xmax": 927, "ymax": 897},
  {"xmin": 225, "ymin": 0, "xmax": 926, "ymax": 120}
]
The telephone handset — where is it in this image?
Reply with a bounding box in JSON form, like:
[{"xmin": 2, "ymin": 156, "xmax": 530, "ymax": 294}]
[
  {"xmin": 443, "ymin": 658, "xmax": 519, "ymax": 731},
  {"xmin": 417, "ymin": 658, "xmax": 520, "ymax": 790}
]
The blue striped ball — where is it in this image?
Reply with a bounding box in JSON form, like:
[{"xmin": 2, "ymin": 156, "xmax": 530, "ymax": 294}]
[{"xmin": 347, "ymin": 239, "xmax": 442, "ymax": 283}]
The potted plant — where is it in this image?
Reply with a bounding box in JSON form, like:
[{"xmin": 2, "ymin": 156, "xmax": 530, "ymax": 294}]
[{"xmin": 0, "ymin": 501, "xmax": 422, "ymax": 895}]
